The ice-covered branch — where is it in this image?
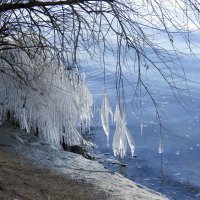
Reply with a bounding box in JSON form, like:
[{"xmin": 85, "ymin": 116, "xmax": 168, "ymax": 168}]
[{"xmin": 0, "ymin": 37, "xmax": 93, "ymax": 147}]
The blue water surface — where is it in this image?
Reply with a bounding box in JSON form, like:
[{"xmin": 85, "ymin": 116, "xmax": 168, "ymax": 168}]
[{"xmin": 82, "ymin": 50, "xmax": 200, "ymax": 200}]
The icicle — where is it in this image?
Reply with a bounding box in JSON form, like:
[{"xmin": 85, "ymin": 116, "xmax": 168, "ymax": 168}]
[
  {"xmin": 140, "ymin": 122, "xmax": 143, "ymax": 136},
  {"xmin": 122, "ymin": 111, "xmax": 135, "ymax": 157},
  {"xmin": 112, "ymin": 105, "xmax": 135, "ymax": 158},
  {"xmin": 159, "ymin": 139, "xmax": 163, "ymax": 154},
  {"xmin": 113, "ymin": 126, "xmax": 128, "ymax": 159},
  {"xmin": 22, "ymin": 107, "xmax": 30, "ymax": 133},
  {"xmin": 112, "ymin": 103, "xmax": 127, "ymax": 158},
  {"xmin": 125, "ymin": 128, "xmax": 135, "ymax": 157},
  {"xmin": 112, "ymin": 103, "xmax": 122, "ymax": 156},
  {"xmin": 101, "ymin": 93, "xmax": 113, "ymax": 147},
  {"xmin": 114, "ymin": 103, "xmax": 121, "ymax": 124}
]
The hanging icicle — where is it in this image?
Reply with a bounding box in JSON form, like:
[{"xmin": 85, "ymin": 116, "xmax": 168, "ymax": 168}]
[
  {"xmin": 112, "ymin": 103, "xmax": 135, "ymax": 158},
  {"xmin": 158, "ymin": 138, "xmax": 163, "ymax": 154},
  {"xmin": 101, "ymin": 93, "xmax": 113, "ymax": 147},
  {"xmin": 140, "ymin": 122, "xmax": 144, "ymax": 136}
]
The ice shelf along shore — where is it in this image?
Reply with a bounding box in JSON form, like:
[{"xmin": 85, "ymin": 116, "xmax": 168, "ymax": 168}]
[{"xmin": 0, "ymin": 122, "xmax": 168, "ymax": 200}]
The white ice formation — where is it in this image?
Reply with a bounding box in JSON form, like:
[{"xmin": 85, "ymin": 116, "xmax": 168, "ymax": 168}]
[
  {"xmin": 158, "ymin": 139, "xmax": 163, "ymax": 154},
  {"xmin": 0, "ymin": 38, "xmax": 93, "ymax": 147},
  {"xmin": 140, "ymin": 122, "xmax": 144, "ymax": 136},
  {"xmin": 112, "ymin": 103, "xmax": 135, "ymax": 158},
  {"xmin": 101, "ymin": 93, "xmax": 113, "ymax": 147}
]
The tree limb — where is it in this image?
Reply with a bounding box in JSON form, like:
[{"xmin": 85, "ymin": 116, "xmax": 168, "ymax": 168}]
[{"xmin": 0, "ymin": 0, "xmax": 86, "ymax": 12}]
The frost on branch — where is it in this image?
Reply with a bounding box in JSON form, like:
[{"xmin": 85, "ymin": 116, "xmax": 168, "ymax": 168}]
[{"xmin": 0, "ymin": 38, "xmax": 93, "ymax": 147}]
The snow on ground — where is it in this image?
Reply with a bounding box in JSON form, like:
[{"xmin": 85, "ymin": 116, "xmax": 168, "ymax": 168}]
[{"xmin": 0, "ymin": 122, "xmax": 168, "ymax": 200}]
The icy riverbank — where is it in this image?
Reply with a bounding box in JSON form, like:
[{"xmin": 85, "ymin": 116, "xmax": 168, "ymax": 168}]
[{"xmin": 0, "ymin": 122, "xmax": 168, "ymax": 200}]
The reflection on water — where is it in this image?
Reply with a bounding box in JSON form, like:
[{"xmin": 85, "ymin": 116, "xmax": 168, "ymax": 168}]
[{"xmin": 84, "ymin": 56, "xmax": 200, "ymax": 199}]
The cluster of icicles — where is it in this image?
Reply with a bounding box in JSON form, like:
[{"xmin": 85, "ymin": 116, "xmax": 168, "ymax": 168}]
[
  {"xmin": 101, "ymin": 93, "xmax": 135, "ymax": 158},
  {"xmin": 0, "ymin": 39, "xmax": 93, "ymax": 147},
  {"xmin": 0, "ymin": 37, "xmax": 136, "ymax": 157}
]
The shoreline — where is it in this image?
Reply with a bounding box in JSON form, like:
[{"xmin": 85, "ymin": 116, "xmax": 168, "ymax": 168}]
[
  {"xmin": 0, "ymin": 122, "xmax": 168, "ymax": 200},
  {"xmin": 0, "ymin": 151, "xmax": 110, "ymax": 200}
]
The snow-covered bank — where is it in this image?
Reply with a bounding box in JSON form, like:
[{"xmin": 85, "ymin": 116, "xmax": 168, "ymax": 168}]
[{"xmin": 0, "ymin": 122, "xmax": 168, "ymax": 200}]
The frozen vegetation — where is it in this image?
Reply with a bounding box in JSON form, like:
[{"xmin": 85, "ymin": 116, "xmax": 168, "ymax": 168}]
[
  {"xmin": 0, "ymin": 37, "xmax": 135, "ymax": 158},
  {"xmin": 0, "ymin": 37, "xmax": 93, "ymax": 147}
]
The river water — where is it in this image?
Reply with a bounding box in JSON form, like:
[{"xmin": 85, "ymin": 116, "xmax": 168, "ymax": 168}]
[{"xmin": 83, "ymin": 51, "xmax": 200, "ymax": 199}]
